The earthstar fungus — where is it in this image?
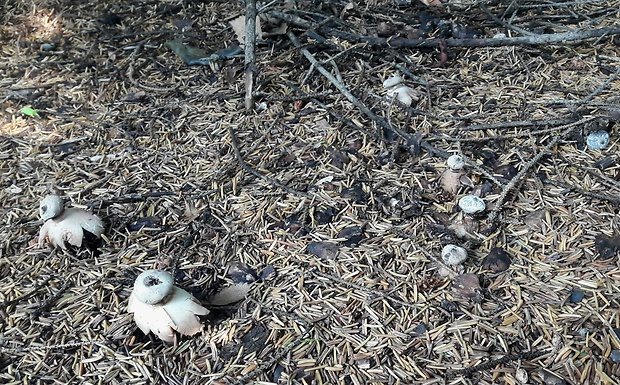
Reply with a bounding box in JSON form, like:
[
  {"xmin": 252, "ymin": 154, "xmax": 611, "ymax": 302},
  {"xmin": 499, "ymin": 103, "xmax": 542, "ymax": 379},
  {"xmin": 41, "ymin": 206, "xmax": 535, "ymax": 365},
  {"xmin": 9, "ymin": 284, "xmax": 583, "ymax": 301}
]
[
  {"xmin": 127, "ymin": 269, "xmax": 209, "ymax": 343},
  {"xmin": 38, "ymin": 195, "xmax": 105, "ymax": 249}
]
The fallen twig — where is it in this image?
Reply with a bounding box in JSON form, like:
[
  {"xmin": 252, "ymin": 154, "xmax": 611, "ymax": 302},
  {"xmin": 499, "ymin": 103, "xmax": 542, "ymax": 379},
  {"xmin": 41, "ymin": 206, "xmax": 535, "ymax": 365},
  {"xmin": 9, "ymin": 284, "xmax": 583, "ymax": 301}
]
[
  {"xmin": 287, "ymin": 31, "xmax": 449, "ymax": 159},
  {"xmin": 244, "ymin": 0, "xmax": 257, "ymax": 111},
  {"xmin": 486, "ymin": 117, "xmax": 598, "ymax": 223},
  {"xmin": 539, "ymin": 176, "xmax": 620, "ymax": 205},
  {"xmin": 321, "ymin": 26, "xmax": 620, "ymax": 49},
  {"xmin": 227, "ymin": 125, "xmax": 313, "ymax": 199}
]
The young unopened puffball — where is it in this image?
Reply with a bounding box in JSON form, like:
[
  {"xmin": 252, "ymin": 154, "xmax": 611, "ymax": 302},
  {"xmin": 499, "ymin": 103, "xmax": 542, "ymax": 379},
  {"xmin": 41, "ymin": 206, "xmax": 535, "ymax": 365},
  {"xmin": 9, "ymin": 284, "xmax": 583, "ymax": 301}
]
[
  {"xmin": 458, "ymin": 195, "xmax": 485, "ymax": 214},
  {"xmin": 38, "ymin": 195, "xmax": 105, "ymax": 249},
  {"xmin": 440, "ymin": 154, "xmax": 475, "ymax": 194},
  {"xmin": 441, "ymin": 244, "xmax": 468, "ymax": 266},
  {"xmin": 127, "ymin": 269, "xmax": 209, "ymax": 343}
]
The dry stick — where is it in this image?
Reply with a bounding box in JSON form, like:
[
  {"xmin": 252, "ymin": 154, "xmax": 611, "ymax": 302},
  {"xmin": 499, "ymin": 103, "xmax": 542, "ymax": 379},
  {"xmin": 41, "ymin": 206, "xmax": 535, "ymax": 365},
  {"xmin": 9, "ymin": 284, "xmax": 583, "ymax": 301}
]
[
  {"xmin": 486, "ymin": 116, "xmax": 598, "ymax": 223},
  {"xmin": 459, "ymin": 118, "xmax": 575, "ymax": 132},
  {"xmin": 244, "ymin": 0, "xmax": 257, "ymax": 111},
  {"xmin": 286, "ymin": 83, "xmax": 389, "ymax": 144},
  {"xmin": 0, "ymin": 277, "xmax": 52, "ymax": 309},
  {"xmin": 31, "ymin": 278, "xmax": 73, "ymax": 319},
  {"xmin": 0, "ymin": 340, "xmax": 102, "ymax": 354},
  {"xmin": 227, "ymin": 125, "xmax": 313, "ymax": 199},
  {"xmin": 286, "ymin": 31, "xmax": 450, "ymax": 159},
  {"xmin": 539, "ymin": 176, "xmax": 620, "ymax": 205},
  {"xmin": 481, "ymin": 4, "xmax": 537, "ymax": 37},
  {"xmin": 85, "ymin": 191, "xmax": 177, "ymax": 208},
  {"xmin": 322, "ymin": 26, "xmax": 620, "ymax": 49},
  {"xmin": 429, "ymin": 124, "xmax": 581, "ymax": 142},
  {"xmin": 573, "ymin": 66, "xmax": 620, "ymax": 110}
]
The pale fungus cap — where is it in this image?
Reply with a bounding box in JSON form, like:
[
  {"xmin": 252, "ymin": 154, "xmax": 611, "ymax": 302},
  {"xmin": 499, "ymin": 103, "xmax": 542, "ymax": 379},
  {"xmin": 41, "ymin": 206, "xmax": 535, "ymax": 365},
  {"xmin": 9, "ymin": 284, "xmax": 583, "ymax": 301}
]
[
  {"xmin": 441, "ymin": 244, "xmax": 468, "ymax": 266},
  {"xmin": 458, "ymin": 195, "xmax": 485, "ymax": 214},
  {"xmin": 39, "ymin": 195, "xmax": 65, "ymax": 220},
  {"xmin": 38, "ymin": 195, "xmax": 104, "ymax": 249},
  {"xmin": 127, "ymin": 269, "xmax": 209, "ymax": 343}
]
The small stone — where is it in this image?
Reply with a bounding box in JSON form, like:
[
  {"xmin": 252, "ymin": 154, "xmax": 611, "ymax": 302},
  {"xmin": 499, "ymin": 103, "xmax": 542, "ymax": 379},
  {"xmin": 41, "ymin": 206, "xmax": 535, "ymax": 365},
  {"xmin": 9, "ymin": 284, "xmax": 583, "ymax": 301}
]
[
  {"xmin": 569, "ymin": 289, "xmax": 585, "ymax": 303},
  {"xmin": 441, "ymin": 244, "xmax": 468, "ymax": 265},
  {"xmin": 586, "ymin": 130, "xmax": 610, "ymax": 150},
  {"xmin": 610, "ymin": 350, "xmax": 620, "ymax": 363},
  {"xmin": 41, "ymin": 43, "xmax": 54, "ymax": 51},
  {"xmin": 412, "ymin": 324, "xmax": 427, "ymax": 335},
  {"xmin": 458, "ymin": 195, "xmax": 485, "ymax": 214}
]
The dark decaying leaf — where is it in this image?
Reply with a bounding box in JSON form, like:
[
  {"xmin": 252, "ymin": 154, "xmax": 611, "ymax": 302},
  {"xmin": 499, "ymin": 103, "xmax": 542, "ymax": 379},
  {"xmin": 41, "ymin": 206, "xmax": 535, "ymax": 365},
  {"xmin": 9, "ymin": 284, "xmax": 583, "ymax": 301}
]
[
  {"xmin": 594, "ymin": 233, "xmax": 620, "ymax": 258},
  {"xmin": 260, "ymin": 265, "xmax": 276, "ymax": 280},
  {"xmin": 336, "ymin": 227, "xmax": 364, "ymax": 247},
  {"xmin": 171, "ymin": 18, "xmax": 193, "ymax": 30},
  {"xmin": 452, "ymin": 273, "xmax": 483, "ymax": 302},
  {"xmin": 340, "ymin": 184, "xmax": 367, "ymax": 204},
  {"xmin": 523, "ymin": 209, "xmax": 547, "ymax": 230},
  {"xmin": 100, "ymin": 13, "xmax": 122, "ymax": 25},
  {"xmin": 330, "ymin": 148, "xmax": 350, "ymax": 169},
  {"xmin": 228, "ymin": 262, "xmax": 259, "ymax": 284},
  {"xmin": 124, "ymin": 91, "xmax": 146, "ymax": 102},
  {"xmin": 220, "ymin": 323, "xmax": 269, "ymax": 360},
  {"xmin": 313, "ymin": 207, "xmax": 336, "ymax": 225},
  {"xmin": 209, "ymin": 282, "xmax": 252, "ymax": 305},
  {"xmin": 451, "ymin": 22, "xmax": 482, "ymax": 39},
  {"xmin": 307, "ymin": 241, "xmax": 339, "ymax": 259},
  {"xmin": 481, "ymin": 247, "xmax": 511, "ymax": 272},
  {"xmin": 277, "ymin": 152, "xmax": 296, "ymax": 167},
  {"xmin": 269, "ymin": 212, "xmax": 303, "ymax": 233},
  {"xmin": 128, "ymin": 216, "xmax": 162, "ymax": 232},
  {"xmin": 165, "ymin": 40, "xmax": 210, "ymax": 65},
  {"xmin": 377, "ymin": 21, "xmax": 396, "ymax": 37}
]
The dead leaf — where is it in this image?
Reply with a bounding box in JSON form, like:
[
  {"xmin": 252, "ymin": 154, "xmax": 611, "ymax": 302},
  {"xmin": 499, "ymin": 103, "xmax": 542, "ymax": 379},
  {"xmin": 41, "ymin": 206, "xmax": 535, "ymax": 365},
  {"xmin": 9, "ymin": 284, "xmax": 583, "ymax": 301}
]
[
  {"xmin": 481, "ymin": 247, "xmax": 511, "ymax": 272},
  {"xmin": 595, "ymin": 233, "xmax": 620, "ymax": 259},
  {"xmin": 124, "ymin": 91, "xmax": 146, "ymax": 102},
  {"xmin": 209, "ymin": 283, "xmax": 252, "ymax": 305},
  {"xmin": 440, "ymin": 169, "xmax": 463, "ymax": 194},
  {"xmin": 307, "ymin": 241, "xmax": 339, "ymax": 260},
  {"xmin": 229, "ymin": 15, "xmax": 263, "ymax": 46},
  {"xmin": 452, "ymin": 273, "xmax": 483, "ymax": 302},
  {"xmin": 171, "ymin": 18, "xmax": 193, "ymax": 31},
  {"xmin": 523, "ymin": 209, "xmax": 547, "ymax": 231}
]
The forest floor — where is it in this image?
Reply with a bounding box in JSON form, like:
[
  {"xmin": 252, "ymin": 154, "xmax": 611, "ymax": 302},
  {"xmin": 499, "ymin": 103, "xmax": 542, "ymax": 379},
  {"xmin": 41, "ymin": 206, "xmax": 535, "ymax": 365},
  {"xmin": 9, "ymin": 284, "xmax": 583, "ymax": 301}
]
[{"xmin": 1, "ymin": 0, "xmax": 620, "ymax": 384}]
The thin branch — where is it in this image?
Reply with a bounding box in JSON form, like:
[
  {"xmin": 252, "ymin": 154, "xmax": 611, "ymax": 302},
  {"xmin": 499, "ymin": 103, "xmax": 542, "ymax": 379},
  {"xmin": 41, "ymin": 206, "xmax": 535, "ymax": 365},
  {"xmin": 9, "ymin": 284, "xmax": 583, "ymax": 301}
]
[
  {"xmin": 321, "ymin": 26, "xmax": 620, "ymax": 49},
  {"xmin": 447, "ymin": 350, "xmax": 548, "ymax": 377},
  {"xmin": 287, "ymin": 31, "xmax": 449, "ymax": 159},
  {"xmin": 227, "ymin": 125, "xmax": 313, "ymax": 199},
  {"xmin": 539, "ymin": 176, "xmax": 620, "ymax": 205},
  {"xmin": 244, "ymin": 0, "xmax": 257, "ymax": 111},
  {"xmin": 481, "ymin": 4, "xmax": 537, "ymax": 37},
  {"xmin": 486, "ymin": 117, "xmax": 598, "ymax": 223},
  {"xmin": 310, "ymin": 268, "xmax": 422, "ymax": 309}
]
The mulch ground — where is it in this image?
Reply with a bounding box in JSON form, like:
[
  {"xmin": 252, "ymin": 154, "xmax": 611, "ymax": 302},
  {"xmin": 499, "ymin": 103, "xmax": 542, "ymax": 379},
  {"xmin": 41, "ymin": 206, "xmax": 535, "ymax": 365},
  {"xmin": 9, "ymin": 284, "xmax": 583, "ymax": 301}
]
[{"xmin": 1, "ymin": 0, "xmax": 620, "ymax": 384}]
